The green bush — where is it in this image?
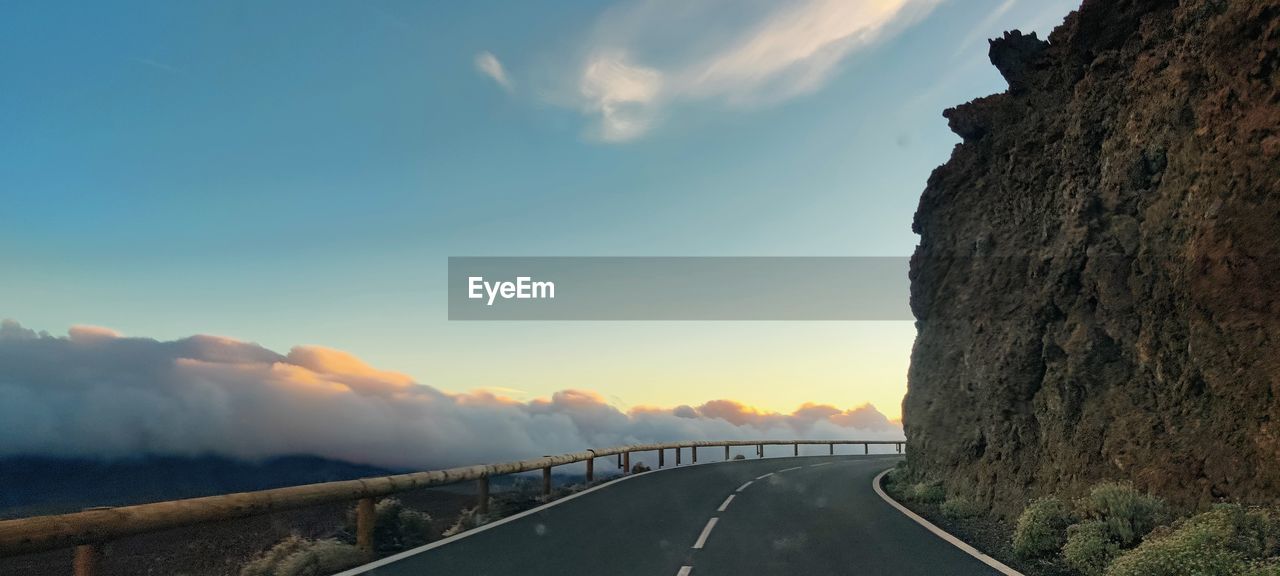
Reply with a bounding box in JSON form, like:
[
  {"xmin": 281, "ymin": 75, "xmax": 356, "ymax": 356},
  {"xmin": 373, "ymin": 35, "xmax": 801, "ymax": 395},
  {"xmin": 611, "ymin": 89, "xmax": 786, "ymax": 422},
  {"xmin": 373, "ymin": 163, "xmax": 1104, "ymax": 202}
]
[
  {"xmin": 909, "ymin": 482, "xmax": 945, "ymax": 504},
  {"xmin": 1063, "ymin": 521, "xmax": 1120, "ymax": 576},
  {"xmin": 941, "ymin": 496, "xmax": 982, "ymax": 519},
  {"xmin": 1080, "ymin": 482, "xmax": 1166, "ymax": 547},
  {"xmin": 343, "ymin": 498, "xmax": 431, "ymax": 554},
  {"xmin": 1105, "ymin": 505, "xmax": 1280, "ymax": 576},
  {"xmin": 1241, "ymin": 559, "xmax": 1280, "ymax": 576},
  {"xmin": 240, "ymin": 536, "xmax": 364, "ymax": 576},
  {"xmin": 1013, "ymin": 496, "xmax": 1075, "ymax": 559},
  {"xmin": 885, "ymin": 461, "xmax": 910, "ymax": 484}
]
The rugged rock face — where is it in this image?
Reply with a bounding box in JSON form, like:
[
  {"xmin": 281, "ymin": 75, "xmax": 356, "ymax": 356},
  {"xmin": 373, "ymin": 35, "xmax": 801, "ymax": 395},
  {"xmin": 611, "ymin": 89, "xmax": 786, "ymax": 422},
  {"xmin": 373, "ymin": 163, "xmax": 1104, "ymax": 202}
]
[{"xmin": 905, "ymin": 0, "xmax": 1280, "ymax": 516}]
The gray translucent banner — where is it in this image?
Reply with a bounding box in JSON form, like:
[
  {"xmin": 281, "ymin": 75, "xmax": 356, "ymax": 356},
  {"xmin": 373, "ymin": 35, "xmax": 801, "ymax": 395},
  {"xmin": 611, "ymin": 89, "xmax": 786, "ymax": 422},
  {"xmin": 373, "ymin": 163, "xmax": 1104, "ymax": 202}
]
[{"xmin": 448, "ymin": 257, "xmax": 910, "ymax": 321}]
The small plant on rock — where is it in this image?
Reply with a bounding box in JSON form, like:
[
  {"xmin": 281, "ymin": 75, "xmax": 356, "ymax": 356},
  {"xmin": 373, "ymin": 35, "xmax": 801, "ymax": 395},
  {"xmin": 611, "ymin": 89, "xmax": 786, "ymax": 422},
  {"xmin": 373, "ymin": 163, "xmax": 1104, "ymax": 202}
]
[
  {"xmin": 1105, "ymin": 505, "xmax": 1280, "ymax": 576},
  {"xmin": 1063, "ymin": 521, "xmax": 1120, "ymax": 576},
  {"xmin": 1013, "ymin": 496, "xmax": 1075, "ymax": 559},
  {"xmin": 941, "ymin": 495, "xmax": 982, "ymax": 519},
  {"xmin": 240, "ymin": 535, "xmax": 364, "ymax": 576},
  {"xmin": 442, "ymin": 505, "xmax": 489, "ymax": 537},
  {"xmin": 1079, "ymin": 481, "xmax": 1166, "ymax": 547},
  {"xmin": 909, "ymin": 481, "xmax": 945, "ymax": 504}
]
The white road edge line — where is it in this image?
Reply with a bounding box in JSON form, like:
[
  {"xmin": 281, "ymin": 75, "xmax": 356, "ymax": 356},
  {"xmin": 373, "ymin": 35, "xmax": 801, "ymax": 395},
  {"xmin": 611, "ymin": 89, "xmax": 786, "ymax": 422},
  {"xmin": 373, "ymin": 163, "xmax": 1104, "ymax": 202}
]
[
  {"xmin": 333, "ymin": 454, "xmax": 859, "ymax": 576},
  {"xmin": 872, "ymin": 469, "xmax": 1024, "ymax": 576},
  {"xmin": 755, "ymin": 472, "xmax": 774, "ymax": 480},
  {"xmin": 779, "ymin": 466, "xmax": 802, "ymax": 473},
  {"xmin": 736, "ymin": 480, "xmax": 754, "ymax": 492},
  {"xmin": 809, "ymin": 462, "xmax": 833, "ymax": 467},
  {"xmin": 676, "ymin": 566, "xmax": 693, "ymax": 576},
  {"xmin": 692, "ymin": 517, "xmax": 719, "ymax": 549},
  {"xmin": 717, "ymin": 494, "xmax": 736, "ymax": 512}
]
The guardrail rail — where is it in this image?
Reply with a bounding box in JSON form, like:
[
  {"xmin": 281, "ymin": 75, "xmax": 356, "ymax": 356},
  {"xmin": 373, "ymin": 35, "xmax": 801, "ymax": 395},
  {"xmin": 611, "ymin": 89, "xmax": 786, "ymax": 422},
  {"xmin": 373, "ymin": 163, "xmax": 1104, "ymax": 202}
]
[{"xmin": 0, "ymin": 439, "xmax": 905, "ymax": 575}]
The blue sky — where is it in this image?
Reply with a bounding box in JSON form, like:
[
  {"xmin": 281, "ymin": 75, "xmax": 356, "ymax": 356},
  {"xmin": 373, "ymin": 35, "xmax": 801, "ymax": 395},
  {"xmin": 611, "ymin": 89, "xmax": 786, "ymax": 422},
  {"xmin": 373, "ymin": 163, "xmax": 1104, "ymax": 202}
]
[{"xmin": 1, "ymin": 0, "xmax": 1078, "ymax": 417}]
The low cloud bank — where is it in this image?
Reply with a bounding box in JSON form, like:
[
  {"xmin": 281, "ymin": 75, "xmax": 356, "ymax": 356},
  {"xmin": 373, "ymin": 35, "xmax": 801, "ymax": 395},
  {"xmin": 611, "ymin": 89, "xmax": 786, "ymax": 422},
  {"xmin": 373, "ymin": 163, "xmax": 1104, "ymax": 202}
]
[{"xmin": 0, "ymin": 320, "xmax": 901, "ymax": 470}]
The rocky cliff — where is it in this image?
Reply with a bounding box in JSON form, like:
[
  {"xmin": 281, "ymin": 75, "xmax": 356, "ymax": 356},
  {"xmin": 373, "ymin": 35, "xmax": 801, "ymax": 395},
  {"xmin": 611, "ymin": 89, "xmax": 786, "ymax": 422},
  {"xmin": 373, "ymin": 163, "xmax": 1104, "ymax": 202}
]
[{"xmin": 905, "ymin": 0, "xmax": 1280, "ymax": 516}]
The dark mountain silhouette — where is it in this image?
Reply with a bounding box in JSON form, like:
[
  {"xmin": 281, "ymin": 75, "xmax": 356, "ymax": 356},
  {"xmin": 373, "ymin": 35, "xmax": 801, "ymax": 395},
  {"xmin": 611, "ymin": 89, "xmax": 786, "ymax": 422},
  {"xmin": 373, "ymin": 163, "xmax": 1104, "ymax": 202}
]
[{"xmin": 0, "ymin": 454, "xmax": 396, "ymax": 518}]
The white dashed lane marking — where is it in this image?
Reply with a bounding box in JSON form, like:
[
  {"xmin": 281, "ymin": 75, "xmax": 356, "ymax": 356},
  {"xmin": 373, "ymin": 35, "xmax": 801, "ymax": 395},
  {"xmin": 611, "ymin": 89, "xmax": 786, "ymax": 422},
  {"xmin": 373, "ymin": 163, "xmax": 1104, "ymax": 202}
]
[
  {"xmin": 692, "ymin": 517, "xmax": 719, "ymax": 549},
  {"xmin": 686, "ymin": 459, "xmax": 855, "ymax": 570},
  {"xmin": 717, "ymin": 494, "xmax": 736, "ymax": 512}
]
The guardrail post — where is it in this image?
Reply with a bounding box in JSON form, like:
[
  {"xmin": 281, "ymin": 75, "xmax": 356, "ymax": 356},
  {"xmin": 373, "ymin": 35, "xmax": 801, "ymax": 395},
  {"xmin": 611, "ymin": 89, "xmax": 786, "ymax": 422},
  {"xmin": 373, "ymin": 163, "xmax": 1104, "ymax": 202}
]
[
  {"xmin": 758, "ymin": 444, "xmax": 764, "ymax": 458},
  {"xmin": 864, "ymin": 443, "xmax": 869, "ymax": 454},
  {"xmin": 542, "ymin": 466, "xmax": 552, "ymax": 498},
  {"xmin": 897, "ymin": 442, "xmax": 903, "ymax": 453},
  {"xmin": 586, "ymin": 457, "xmax": 595, "ymax": 482},
  {"xmin": 74, "ymin": 544, "xmax": 99, "ymax": 576},
  {"xmin": 73, "ymin": 506, "xmax": 111, "ymax": 576},
  {"xmin": 356, "ymin": 497, "xmax": 376, "ymax": 560},
  {"xmin": 623, "ymin": 451, "xmax": 631, "ymax": 474},
  {"xmin": 829, "ymin": 443, "xmax": 834, "ymax": 455},
  {"xmin": 477, "ymin": 477, "xmax": 490, "ymax": 515},
  {"xmin": 692, "ymin": 446, "xmax": 697, "ymax": 463},
  {"xmin": 793, "ymin": 444, "xmax": 799, "ymax": 457},
  {"xmin": 676, "ymin": 447, "xmax": 682, "ymax": 465},
  {"xmin": 724, "ymin": 445, "xmax": 730, "ymax": 460},
  {"xmin": 658, "ymin": 449, "xmax": 665, "ymax": 468}
]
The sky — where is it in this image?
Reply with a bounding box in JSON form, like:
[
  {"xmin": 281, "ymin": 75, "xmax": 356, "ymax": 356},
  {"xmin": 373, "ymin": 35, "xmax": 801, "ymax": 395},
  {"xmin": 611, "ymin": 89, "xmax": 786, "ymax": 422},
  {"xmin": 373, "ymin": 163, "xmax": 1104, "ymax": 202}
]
[{"xmin": 0, "ymin": 0, "xmax": 1079, "ymax": 438}]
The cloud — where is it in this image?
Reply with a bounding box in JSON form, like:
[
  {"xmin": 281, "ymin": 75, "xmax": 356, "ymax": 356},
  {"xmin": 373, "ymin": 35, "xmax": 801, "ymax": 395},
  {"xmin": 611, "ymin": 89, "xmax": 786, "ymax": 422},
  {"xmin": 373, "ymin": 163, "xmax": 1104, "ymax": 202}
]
[
  {"xmin": 0, "ymin": 319, "xmax": 901, "ymax": 471},
  {"xmin": 572, "ymin": 0, "xmax": 941, "ymax": 141},
  {"xmin": 580, "ymin": 52, "xmax": 663, "ymax": 141},
  {"xmin": 67, "ymin": 325, "xmax": 124, "ymax": 342},
  {"xmin": 475, "ymin": 51, "xmax": 513, "ymax": 91}
]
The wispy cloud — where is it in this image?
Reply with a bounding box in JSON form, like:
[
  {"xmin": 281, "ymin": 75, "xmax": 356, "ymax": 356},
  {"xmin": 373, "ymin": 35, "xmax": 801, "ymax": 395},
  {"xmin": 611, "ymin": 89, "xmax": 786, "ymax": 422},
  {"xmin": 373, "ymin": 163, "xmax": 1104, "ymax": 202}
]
[
  {"xmin": 572, "ymin": 0, "xmax": 941, "ymax": 141},
  {"xmin": 579, "ymin": 52, "xmax": 663, "ymax": 141},
  {"xmin": 0, "ymin": 320, "xmax": 902, "ymax": 470},
  {"xmin": 475, "ymin": 51, "xmax": 513, "ymax": 91}
]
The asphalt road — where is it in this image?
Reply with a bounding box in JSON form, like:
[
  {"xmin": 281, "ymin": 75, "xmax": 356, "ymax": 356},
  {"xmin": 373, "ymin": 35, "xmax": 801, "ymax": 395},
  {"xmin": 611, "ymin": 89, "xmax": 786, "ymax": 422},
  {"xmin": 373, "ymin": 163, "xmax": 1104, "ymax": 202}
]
[{"xmin": 353, "ymin": 455, "xmax": 1000, "ymax": 576}]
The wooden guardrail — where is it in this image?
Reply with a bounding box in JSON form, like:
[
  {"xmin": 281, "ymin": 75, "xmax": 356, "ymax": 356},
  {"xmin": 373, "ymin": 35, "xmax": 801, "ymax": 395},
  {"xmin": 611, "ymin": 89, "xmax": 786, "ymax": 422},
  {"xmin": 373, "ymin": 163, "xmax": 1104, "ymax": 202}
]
[{"xmin": 0, "ymin": 439, "xmax": 904, "ymax": 574}]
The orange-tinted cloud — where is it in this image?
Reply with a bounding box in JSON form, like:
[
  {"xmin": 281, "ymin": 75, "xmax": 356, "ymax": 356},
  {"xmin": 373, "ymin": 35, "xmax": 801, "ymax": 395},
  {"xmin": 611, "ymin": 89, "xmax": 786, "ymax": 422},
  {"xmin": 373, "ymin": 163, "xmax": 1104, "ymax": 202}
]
[
  {"xmin": 0, "ymin": 319, "xmax": 902, "ymax": 470},
  {"xmin": 631, "ymin": 399, "xmax": 897, "ymax": 433}
]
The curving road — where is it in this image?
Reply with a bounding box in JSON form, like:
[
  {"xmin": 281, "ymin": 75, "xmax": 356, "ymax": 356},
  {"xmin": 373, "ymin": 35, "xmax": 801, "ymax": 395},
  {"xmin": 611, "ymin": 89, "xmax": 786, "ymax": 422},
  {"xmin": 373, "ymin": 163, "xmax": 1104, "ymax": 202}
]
[{"xmin": 343, "ymin": 455, "xmax": 1001, "ymax": 576}]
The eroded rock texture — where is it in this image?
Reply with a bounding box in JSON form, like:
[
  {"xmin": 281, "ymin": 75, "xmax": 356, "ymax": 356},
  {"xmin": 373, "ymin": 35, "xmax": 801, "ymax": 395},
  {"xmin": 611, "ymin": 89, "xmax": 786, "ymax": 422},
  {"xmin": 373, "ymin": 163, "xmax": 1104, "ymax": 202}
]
[{"xmin": 905, "ymin": 0, "xmax": 1280, "ymax": 516}]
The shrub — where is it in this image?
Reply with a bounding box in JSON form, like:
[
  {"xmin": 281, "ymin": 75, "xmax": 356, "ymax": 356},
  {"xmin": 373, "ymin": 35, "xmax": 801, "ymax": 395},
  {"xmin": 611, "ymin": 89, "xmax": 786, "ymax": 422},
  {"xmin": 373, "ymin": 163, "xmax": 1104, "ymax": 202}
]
[
  {"xmin": 942, "ymin": 496, "xmax": 982, "ymax": 519},
  {"xmin": 1063, "ymin": 521, "xmax": 1120, "ymax": 576},
  {"xmin": 631, "ymin": 462, "xmax": 651, "ymax": 474},
  {"xmin": 885, "ymin": 461, "xmax": 910, "ymax": 484},
  {"xmin": 732, "ymin": 454, "xmax": 746, "ymax": 460},
  {"xmin": 909, "ymin": 482, "xmax": 945, "ymax": 504},
  {"xmin": 1105, "ymin": 505, "xmax": 1280, "ymax": 576},
  {"xmin": 1080, "ymin": 482, "xmax": 1166, "ymax": 547},
  {"xmin": 1241, "ymin": 559, "xmax": 1280, "ymax": 576},
  {"xmin": 442, "ymin": 505, "xmax": 489, "ymax": 537},
  {"xmin": 240, "ymin": 536, "xmax": 364, "ymax": 576},
  {"xmin": 342, "ymin": 498, "xmax": 431, "ymax": 554},
  {"xmin": 1013, "ymin": 496, "xmax": 1075, "ymax": 559}
]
